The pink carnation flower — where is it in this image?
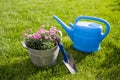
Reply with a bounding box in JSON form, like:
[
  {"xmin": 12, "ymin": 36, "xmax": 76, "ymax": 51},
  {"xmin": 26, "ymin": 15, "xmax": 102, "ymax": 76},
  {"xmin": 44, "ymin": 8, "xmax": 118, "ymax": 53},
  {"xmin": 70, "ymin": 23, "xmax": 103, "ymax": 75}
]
[
  {"xmin": 38, "ymin": 28, "xmax": 45, "ymax": 35},
  {"xmin": 51, "ymin": 27, "xmax": 59, "ymax": 32},
  {"xmin": 32, "ymin": 34, "xmax": 41, "ymax": 39},
  {"xmin": 49, "ymin": 30, "xmax": 56, "ymax": 35},
  {"xmin": 49, "ymin": 27, "xmax": 59, "ymax": 35}
]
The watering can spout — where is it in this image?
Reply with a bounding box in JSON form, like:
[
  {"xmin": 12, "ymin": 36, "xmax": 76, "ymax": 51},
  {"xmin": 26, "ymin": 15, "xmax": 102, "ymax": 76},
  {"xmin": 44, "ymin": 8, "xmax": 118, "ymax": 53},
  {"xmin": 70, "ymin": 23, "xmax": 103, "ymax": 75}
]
[{"xmin": 53, "ymin": 15, "xmax": 73, "ymax": 41}]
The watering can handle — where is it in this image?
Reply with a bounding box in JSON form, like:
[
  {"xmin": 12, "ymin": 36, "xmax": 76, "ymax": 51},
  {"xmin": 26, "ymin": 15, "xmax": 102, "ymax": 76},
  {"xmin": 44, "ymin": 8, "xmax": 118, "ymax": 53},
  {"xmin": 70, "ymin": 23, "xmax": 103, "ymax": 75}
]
[{"xmin": 75, "ymin": 16, "xmax": 110, "ymax": 39}]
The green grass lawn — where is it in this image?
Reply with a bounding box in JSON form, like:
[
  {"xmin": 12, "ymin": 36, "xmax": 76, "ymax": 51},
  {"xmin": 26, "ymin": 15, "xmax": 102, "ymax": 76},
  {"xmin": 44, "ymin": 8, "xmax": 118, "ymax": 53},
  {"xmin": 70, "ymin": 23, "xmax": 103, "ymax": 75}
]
[{"xmin": 0, "ymin": 0, "xmax": 120, "ymax": 80}]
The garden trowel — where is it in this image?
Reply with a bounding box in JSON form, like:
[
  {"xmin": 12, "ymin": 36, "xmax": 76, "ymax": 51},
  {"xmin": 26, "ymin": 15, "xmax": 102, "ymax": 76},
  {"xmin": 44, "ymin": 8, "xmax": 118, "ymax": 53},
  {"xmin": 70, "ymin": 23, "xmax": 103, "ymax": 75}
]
[{"xmin": 56, "ymin": 37, "xmax": 77, "ymax": 74}]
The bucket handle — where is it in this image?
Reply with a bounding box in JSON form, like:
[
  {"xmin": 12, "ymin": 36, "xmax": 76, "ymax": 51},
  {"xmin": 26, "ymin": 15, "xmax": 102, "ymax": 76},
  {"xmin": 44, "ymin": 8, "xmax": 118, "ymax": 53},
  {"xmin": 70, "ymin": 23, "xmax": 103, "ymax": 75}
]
[
  {"xmin": 74, "ymin": 16, "xmax": 110, "ymax": 40},
  {"xmin": 21, "ymin": 41, "xmax": 28, "ymax": 49},
  {"xmin": 58, "ymin": 30, "xmax": 62, "ymax": 41}
]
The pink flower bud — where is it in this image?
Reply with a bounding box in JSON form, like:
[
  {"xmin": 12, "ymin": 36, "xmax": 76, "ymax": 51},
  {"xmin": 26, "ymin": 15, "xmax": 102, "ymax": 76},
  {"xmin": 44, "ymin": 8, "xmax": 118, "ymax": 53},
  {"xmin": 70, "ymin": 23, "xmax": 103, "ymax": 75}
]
[
  {"xmin": 49, "ymin": 37, "xmax": 53, "ymax": 41},
  {"xmin": 45, "ymin": 36, "xmax": 49, "ymax": 39},
  {"xmin": 23, "ymin": 34, "xmax": 28, "ymax": 37}
]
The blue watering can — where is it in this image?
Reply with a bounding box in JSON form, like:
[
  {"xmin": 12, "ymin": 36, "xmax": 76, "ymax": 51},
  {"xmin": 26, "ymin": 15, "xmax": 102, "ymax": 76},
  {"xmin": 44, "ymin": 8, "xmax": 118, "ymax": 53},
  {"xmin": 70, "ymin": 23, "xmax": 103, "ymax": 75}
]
[{"xmin": 53, "ymin": 16, "xmax": 110, "ymax": 53}]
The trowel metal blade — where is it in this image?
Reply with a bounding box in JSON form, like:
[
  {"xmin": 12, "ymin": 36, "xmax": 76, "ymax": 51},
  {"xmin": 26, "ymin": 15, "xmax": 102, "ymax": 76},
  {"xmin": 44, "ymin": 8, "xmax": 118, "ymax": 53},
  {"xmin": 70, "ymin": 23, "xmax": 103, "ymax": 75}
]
[{"xmin": 63, "ymin": 54, "xmax": 77, "ymax": 74}]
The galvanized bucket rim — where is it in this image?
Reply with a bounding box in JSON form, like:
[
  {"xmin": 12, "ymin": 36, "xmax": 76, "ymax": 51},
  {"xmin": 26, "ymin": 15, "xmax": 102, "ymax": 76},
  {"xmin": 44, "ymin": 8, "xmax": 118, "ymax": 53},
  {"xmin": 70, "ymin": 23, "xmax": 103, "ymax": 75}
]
[
  {"xmin": 27, "ymin": 45, "xmax": 58, "ymax": 51},
  {"xmin": 28, "ymin": 46, "xmax": 59, "ymax": 57}
]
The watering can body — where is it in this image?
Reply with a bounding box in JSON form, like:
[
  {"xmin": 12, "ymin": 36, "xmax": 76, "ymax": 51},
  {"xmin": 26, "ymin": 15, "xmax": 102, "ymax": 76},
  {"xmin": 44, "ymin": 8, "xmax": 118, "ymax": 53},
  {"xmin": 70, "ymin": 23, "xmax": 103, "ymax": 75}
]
[{"xmin": 53, "ymin": 16, "xmax": 110, "ymax": 53}]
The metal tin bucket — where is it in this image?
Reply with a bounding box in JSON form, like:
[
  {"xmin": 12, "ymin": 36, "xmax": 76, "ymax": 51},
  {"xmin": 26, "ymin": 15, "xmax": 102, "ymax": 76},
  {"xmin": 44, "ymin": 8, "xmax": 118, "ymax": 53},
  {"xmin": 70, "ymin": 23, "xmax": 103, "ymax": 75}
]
[
  {"xmin": 22, "ymin": 31, "xmax": 62, "ymax": 67},
  {"xmin": 21, "ymin": 41, "xmax": 60, "ymax": 67},
  {"xmin": 27, "ymin": 46, "xmax": 60, "ymax": 67}
]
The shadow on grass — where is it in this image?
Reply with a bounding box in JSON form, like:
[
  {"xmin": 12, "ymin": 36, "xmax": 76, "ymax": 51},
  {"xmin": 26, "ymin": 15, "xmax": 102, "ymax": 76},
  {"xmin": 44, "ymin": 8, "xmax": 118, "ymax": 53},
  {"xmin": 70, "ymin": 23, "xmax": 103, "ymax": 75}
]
[
  {"xmin": 108, "ymin": 0, "xmax": 120, "ymax": 11},
  {"xmin": 96, "ymin": 42, "xmax": 120, "ymax": 80},
  {"xmin": 65, "ymin": 44, "xmax": 91, "ymax": 64},
  {"xmin": 0, "ymin": 55, "xmax": 69, "ymax": 80},
  {"xmin": 0, "ymin": 44, "xmax": 94, "ymax": 80}
]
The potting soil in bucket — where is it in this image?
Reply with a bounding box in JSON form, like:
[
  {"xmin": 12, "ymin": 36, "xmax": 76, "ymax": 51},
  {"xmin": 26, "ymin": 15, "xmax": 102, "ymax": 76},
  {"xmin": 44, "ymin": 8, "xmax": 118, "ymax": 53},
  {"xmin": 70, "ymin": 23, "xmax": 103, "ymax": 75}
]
[{"xmin": 28, "ymin": 46, "xmax": 60, "ymax": 67}]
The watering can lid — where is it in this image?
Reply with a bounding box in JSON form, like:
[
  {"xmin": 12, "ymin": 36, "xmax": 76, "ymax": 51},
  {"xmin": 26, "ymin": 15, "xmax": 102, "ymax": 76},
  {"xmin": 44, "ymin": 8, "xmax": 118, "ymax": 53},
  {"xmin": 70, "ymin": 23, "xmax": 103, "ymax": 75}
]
[{"xmin": 75, "ymin": 22, "xmax": 102, "ymax": 30}]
